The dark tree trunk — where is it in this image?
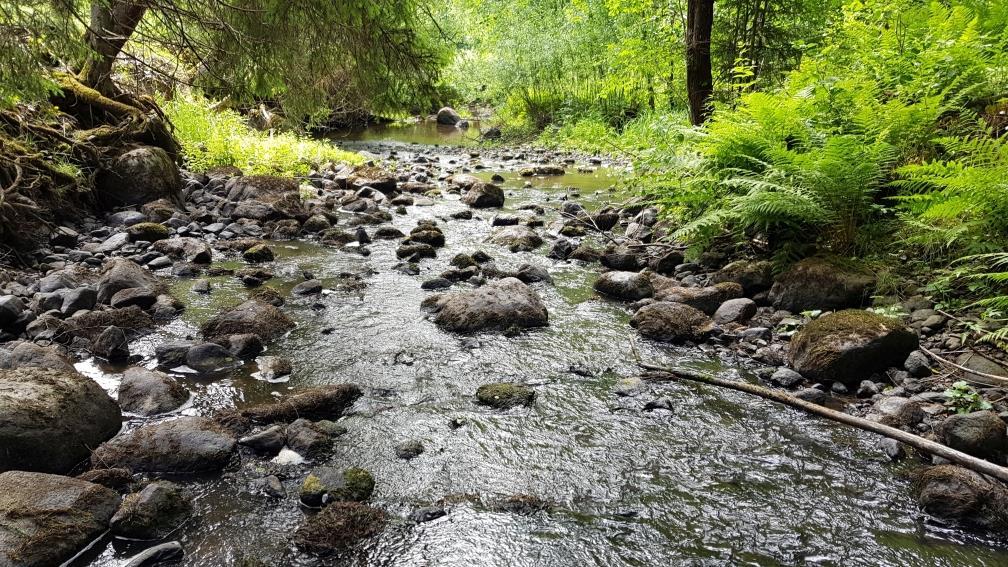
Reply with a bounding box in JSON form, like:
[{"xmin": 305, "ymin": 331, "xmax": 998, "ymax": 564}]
[
  {"xmin": 686, "ymin": 0, "xmax": 715, "ymax": 125},
  {"xmin": 81, "ymin": 0, "xmax": 147, "ymax": 94}
]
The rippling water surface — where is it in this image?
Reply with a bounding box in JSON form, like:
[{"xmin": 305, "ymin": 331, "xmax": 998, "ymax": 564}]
[{"xmin": 75, "ymin": 131, "xmax": 1008, "ymax": 566}]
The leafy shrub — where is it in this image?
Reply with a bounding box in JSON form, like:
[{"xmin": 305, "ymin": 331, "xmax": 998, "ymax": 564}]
[
  {"xmin": 945, "ymin": 381, "xmax": 993, "ymax": 414},
  {"xmin": 163, "ymin": 93, "xmax": 361, "ymax": 177}
]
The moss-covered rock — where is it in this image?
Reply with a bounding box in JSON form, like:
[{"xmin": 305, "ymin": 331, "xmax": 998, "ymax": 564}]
[
  {"xmin": 293, "ymin": 501, "xmax": 386, "ymax": 553},
  {"xmin": 0, "ymin": 471, "xmax": 121, "ymax": 567},
  {"xmin": 110, "ymin": 481, "xmax": 191, "ymax": 539},
  {"xmin": 242, "ymin": 243, "xmax": 275, "ymax": 263},
  {"xmin": 768, "ymin": 257, "xmax": 875, "ymax": 312},
  {"xmin": 91, "ymin": 416, "xmax": 236, "ymax": 473},
  {"xmin": 200, "ymin": 299, "xmax": 294, "ymax": 340},
  {"xmin": 0, "ymin": 367, "xmax": 122, "ymax": 474},
  {"xmin": 300, "ymin": 467, "xmax": 375, "ymax": 507},
  {"xmin": 476, "ymin": 382, "xmax": 535, "ymax": 409},
  {"xmin": 913, "ymin": 465, "xmax": 1008, "ymax": 534},
  {"xmin": 241, "ymin": 384, "xmax": 362, "ymax": 423},
  {"xmin": 789, "ymin": 310, "xmax": 918, "ymax": 386},
  {"xmin": 653, "ymin": 281, "xmax": 744, "ymax": 315},
  {"xmin": 938, "ymin": 411, "xmax": 1008, "ymax": 463},
  {"xmin": 127, "ymin": 221, "xmax": 170, "ymax": 242},
  {"xmin": 629, "ymin": 301, "xmax": 715, "ymax": 343}
]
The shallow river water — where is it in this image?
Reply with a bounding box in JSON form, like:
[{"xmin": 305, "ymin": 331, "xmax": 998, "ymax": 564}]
[{"xmin": 75, "ymin": 123, "xmax": 1008, "ymax": 566}]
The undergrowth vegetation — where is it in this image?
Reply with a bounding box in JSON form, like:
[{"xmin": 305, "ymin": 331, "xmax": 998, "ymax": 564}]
[
  {"xmin": 625, "ymin": 0, "xmax": 1008, "ymax": 340},
  {"xmin": 163, "ymin": 94, "xmax": 362, "ymax": 177}
]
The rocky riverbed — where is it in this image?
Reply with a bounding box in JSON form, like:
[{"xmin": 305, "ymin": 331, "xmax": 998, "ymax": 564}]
[{"xmin": 1, "ymin": 128, "xmax": 1008, "ymax": 566}]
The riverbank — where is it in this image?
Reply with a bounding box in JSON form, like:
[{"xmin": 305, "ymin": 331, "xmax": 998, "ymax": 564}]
[{"xmin": 1, "ymin": 135, "xmax": 1007, "ymax": 566}]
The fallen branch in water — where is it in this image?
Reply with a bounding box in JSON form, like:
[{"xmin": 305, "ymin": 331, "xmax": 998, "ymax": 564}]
[{"xmin": 636, "ymin": 360, "xmax": 1008, "ymax": 484}]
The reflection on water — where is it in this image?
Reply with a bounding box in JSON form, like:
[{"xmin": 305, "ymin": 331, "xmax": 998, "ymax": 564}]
[
  {"xmin": 74, "ymin": 132, "xmax": 1008, "ymax": 567},
  {"xmin": 327, "ymin": 120, "xmax": 483, "ymax": 147}
]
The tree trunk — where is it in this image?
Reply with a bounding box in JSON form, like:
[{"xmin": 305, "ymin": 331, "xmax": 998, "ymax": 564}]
[
  {"xmin": 686, "ymin": 0, "xmax": 715, "ymax": 125},
  {"xmin": 81, "ymin": 0, "xmax": 147, "ymax": 94}
]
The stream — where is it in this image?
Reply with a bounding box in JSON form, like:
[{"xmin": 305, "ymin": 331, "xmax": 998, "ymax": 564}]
[{"xmin": 75, "ymin": 122, "xmax": 1008, "ymax": 566}]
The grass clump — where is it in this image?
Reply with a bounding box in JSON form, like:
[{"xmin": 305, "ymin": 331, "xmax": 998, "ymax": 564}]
[{"xmin": 163, "ymin": 93, "xmax": 363, "ymax": 177}]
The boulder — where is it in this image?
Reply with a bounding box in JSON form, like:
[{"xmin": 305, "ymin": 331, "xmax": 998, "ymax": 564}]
[
  {"xmin": 789, "ymin": 310, "xmax": 918, "ymax": 386},
  {"xmin": 60, "ymin": 287, "xmax": 97, "ymax": 315},
  {"xmin": 185, "ymin": 342, "xmax": 236, "ymax": 373},
  {"xmin": 2, "ymin": 342, "xmax": 75, "ymax": 373},
  {"xmin": 110, "ymin": 286, "xmax": 159, "ymax": 309},
  {"xmin": 91, "ymin": 417, "xmax": 236, "ymax": 473},
  {"xmin": 242, "ymin": 243, "xmax": 274, "ymax": 263},
  {"xmin": 92, "ymin": 325, "xmax": 130, "ymax": 361},
  {"xmin": 0, "ymin": 367, "xmax": 122, "ymax": 474},
  {"xmin": 238, "ymin": 425, "xmax": 286, "ymax": 455},
  {"xmin": 96, "ymin": 145, "xmax": 181, "ymax": 208},
  {"xmin": 300, "ymin": 467, "xmax": 375, "ymax": 507},
  {"xmin": 768, "ymin": 257, "xmax": 875, "ymax": 312},
  {"xmin": 866, "ymin": 396, "xmax": 926, "ymax": 428},
  {"xmin": 713, "ymin": 298, "xmax": 757, "ymax": 324},
  {"xmin": 462, "ymin": 183, "xmax": 505, "ymax": 208},
  {"xmin": 488, "ymin": 225, "xmax": 543, "ymax": 252},
  {"xmin": 593, "ymin": 271, "xmax": 654, "ymax": 301},
  {"xmin": 0, "ymin": 471, "xmax": 120, "ymax": 567},
  {"xmin": 241, "ymin": 384, "xmax": 362, "ymax": 423},
  {"xmin": 151, "ymin": 237, "xmax": 212, "ymax": 264},
  {"xmin": 0, "ymin": 295, "xmax": 24, "ymax": 330},
  {"xmin": 97, "ymin": 258, "xmax": 162, "ymax": 304},
  {"xmin": 127, "ymin": 222, "xmax": 170, "ymax": 242},
  {"xmin": 601, "ymin": 245, "xmax": 646, "ymax": 272},
  {"xmin": 422, "ymin": 277, "xmax": 548, "ymax": 333},
  {"xmin": 653, "ymin": 282, "xmax": 743, "ymax": 315},
  {"xmin": 118, "ymin": 368, "xmax": 190, "ymax": 416},
  {"xmin": 913, "ymin": 465, "xmax": 1008, "ymax": 532},
  {"xmin": 346, "ymin": 166, "xmax": 397, "ymax": 194},
  {"xmin": 712, "ymin": 260, "xmax": 774, "ymax": 294},
  {"xmin": 110, "ymin": 481, "xmax": 191, "ymax": 539},
  {"xmin": 286, "ymin": 419, "xmax": 343, "ymax": 458},
  {"xmin": 630, "ymin": 302, "xmax": 715, "ymax": 343},
  {"xmin": 200, "ymin": 299, "xmax": 295, "ymax": 340},
  {"xmin": 476, "ymin": 383, "xmax": 535, "ymax": 409},
  {"xmin": 938, "ymin": 411, "xmax": 1007, "ymax": 463},
  {"xmin": 436, "ymin": 107, "xmax": 462, "ymax": 125},
  {"xmin": 225, "ymin": 175, "xmax": 306, "ymax": 218}
]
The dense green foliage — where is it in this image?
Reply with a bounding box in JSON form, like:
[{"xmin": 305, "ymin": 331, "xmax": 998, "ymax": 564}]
[
  {"xmin": 438, "ymin": 0, "xmax": 841, "ymax": 130},
  {"xmin": 163, "ymin": 94, "xmax": 362, "ymax": 176},
  {"xmin": 2, "ymin": 0, "xmax": 447, "ymax": 119}
]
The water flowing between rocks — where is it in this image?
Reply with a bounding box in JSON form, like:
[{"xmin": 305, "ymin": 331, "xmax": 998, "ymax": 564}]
[{"xmin": 75, "ymin": 123, "xmax": 1008, "ymax": 566}]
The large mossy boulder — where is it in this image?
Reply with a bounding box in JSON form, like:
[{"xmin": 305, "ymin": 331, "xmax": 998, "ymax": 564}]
[
  {"xmin": 0, "ymin": 471, "xmax": 121, "ymax": 567},
  {"xmin": 711, "ymin": 259, "xmax": 774, "ymax": 295},
  {"xmin": 789, "ymin": 310, "xmax": 918, "ymax": 386},
  {"xmin": 630, "ymin": 301, "xmax": 715, "ymax": 343},
  {"xmin": 225, "ymin": 175, "xmax": 308, "ymax": 220},
  {"xmin": 200, "ymin": 299, "xmax": 295, "ymax": 340},
  {"xmin": 0, "ymin": 367, "xmax": 122, "ymax": 474},
  {"xmin": 91, "ymin": 417, "xmax": 236, "ymax": 474},
  {"xmin": 768, "ymin": 257, "xmax": 875, "ymax": 312},
  {"xmin": 96, "ymin": 145, "xmax": 181, "ymax": 208},
  {"xmin": 422, "ymin": 277, "xmax": 548, "ymax": 333}
]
